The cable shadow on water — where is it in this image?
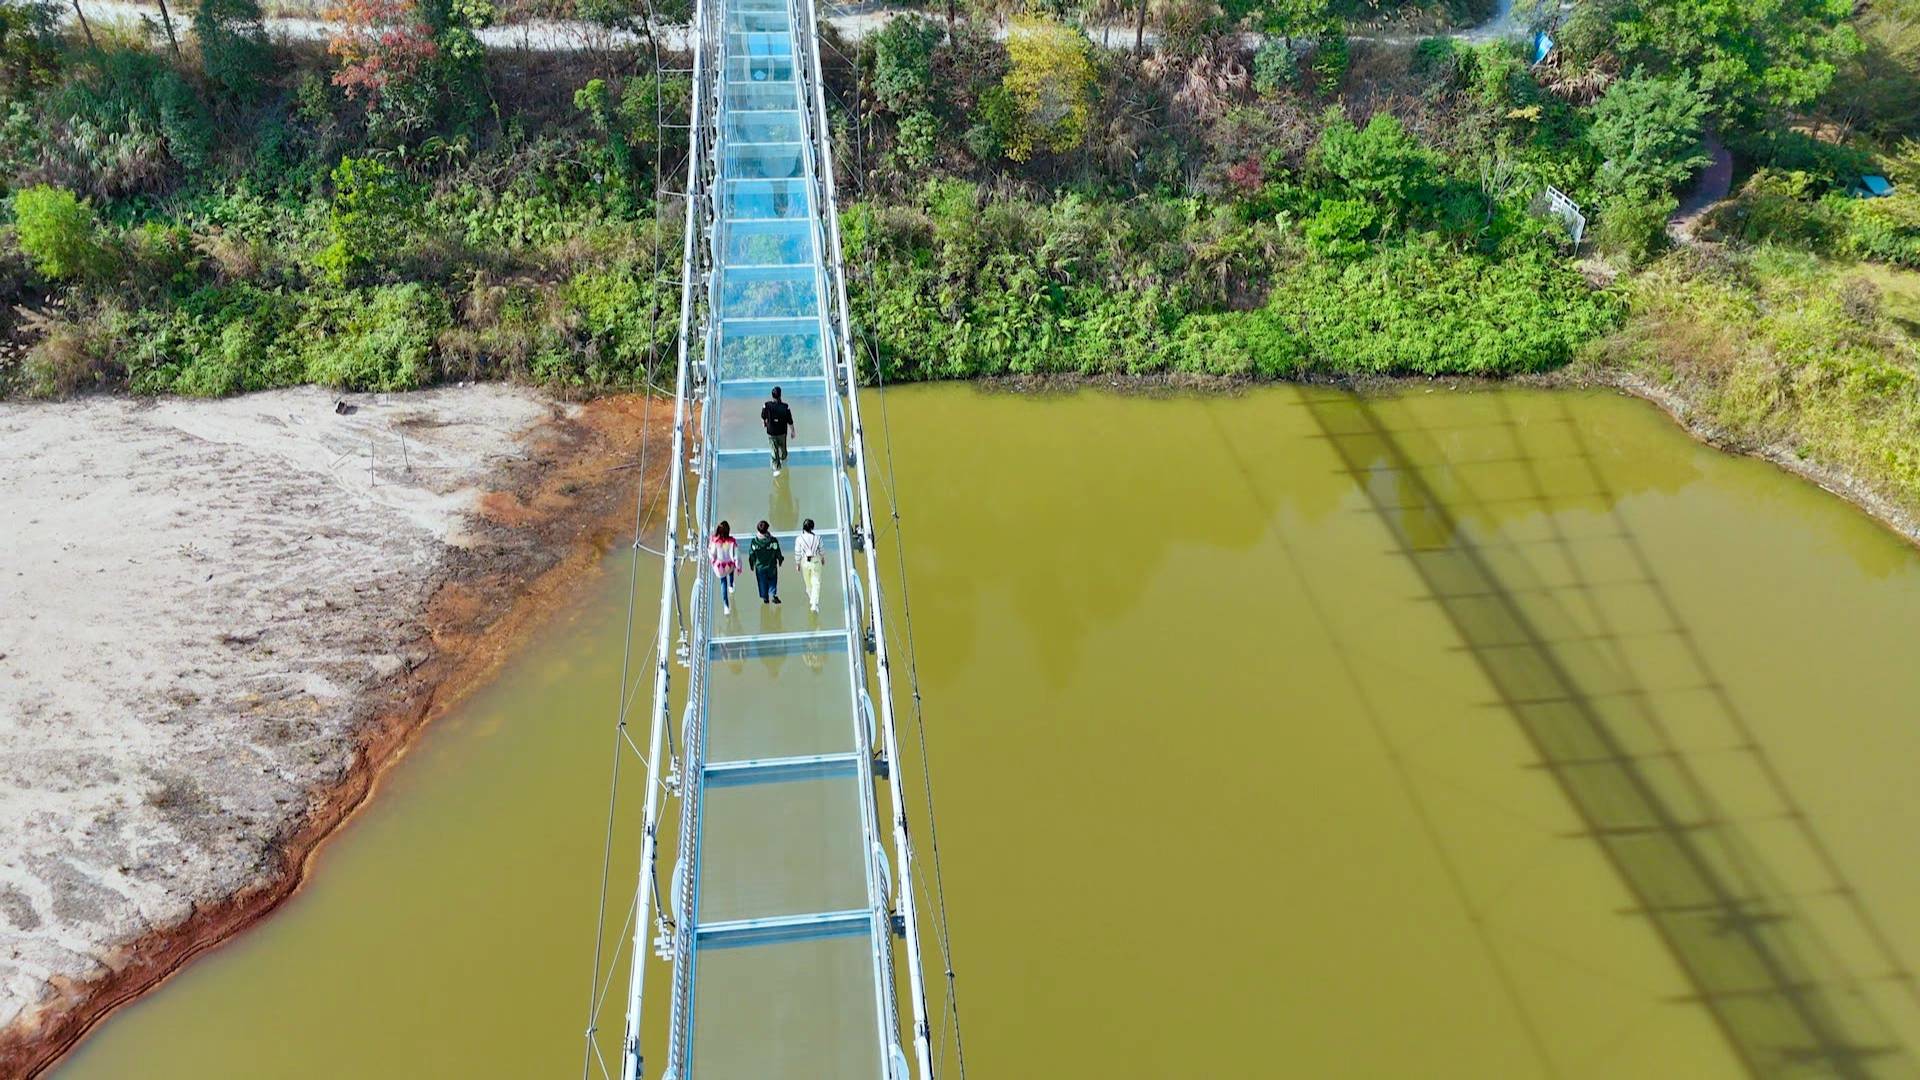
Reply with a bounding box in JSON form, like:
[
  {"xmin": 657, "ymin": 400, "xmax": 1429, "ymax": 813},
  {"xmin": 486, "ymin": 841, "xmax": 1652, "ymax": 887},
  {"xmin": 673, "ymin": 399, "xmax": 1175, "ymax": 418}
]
[{"xmin": 1301, "ymin": 387, "xmax": 1919, "ymax": 1080}]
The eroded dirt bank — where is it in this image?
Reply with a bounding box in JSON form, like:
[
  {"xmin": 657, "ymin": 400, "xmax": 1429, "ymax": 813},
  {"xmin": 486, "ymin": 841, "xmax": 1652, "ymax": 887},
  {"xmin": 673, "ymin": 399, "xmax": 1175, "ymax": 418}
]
[{"xmin": 0, "ymin": 386, "xmax": 668, "ymax": 1077}]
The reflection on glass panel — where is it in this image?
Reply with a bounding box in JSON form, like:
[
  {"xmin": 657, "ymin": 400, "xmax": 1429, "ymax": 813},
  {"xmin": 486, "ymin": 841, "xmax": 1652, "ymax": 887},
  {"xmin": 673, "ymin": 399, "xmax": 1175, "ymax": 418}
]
[
  {"xmin": 728, "ymin": 110, "xmax": 803, "ymax": 143},
  {"xmin": 725, "ymin": 178, "xmax": 810, "ymax": 219},
  {"xmin": 728, "ymin": 82, "xmax": 801, "ymax": 111},
  {"xmin": 724, "ymin": 222, "xmax": 812, "ymax": 266},
  {"xmin": 690, "ymin": 936, "xmax": 883, "ymax": 1079},
  {"xmin": 717, "ymin": 329, "xmax": 822, "ymax": 380},
  {"xmin": 727, "ymin": 54, "xmax": 794, "ymax": 82},
  {"xmin": 695, "ymin": 776, "xmax": 867, "ymax": 922},
  {"xmin": 731, "ymin": 26, "xmax": 793, "ymax": 51},
  {"xmin": 714, "ymin": 461, "xmax": 838, "ymax": 533},
  {"xmin": 726, "ymin": 142, "xmax": 805, "ymax": 179},
  {"xmin": 720, "ymin": 276, "xmax": 818, "ymax": 319},
  {"xmin": 706, "ymin": 644, "xmax": 856, "ymax": 759}
]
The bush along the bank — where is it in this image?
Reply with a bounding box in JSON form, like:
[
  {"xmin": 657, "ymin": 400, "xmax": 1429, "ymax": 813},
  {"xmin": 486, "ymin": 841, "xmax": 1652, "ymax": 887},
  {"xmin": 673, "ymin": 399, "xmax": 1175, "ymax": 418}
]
[
  {"xmin": 6, "ymin": 0, "xmax": 1919, "ymax": 402},
  {"xmin": 850, "ymin": 193, "xmax": 1618, "ymax": 380},
  {"xmin": 0, "ymin": 3, "xmax": 686, "ymax": 399}
]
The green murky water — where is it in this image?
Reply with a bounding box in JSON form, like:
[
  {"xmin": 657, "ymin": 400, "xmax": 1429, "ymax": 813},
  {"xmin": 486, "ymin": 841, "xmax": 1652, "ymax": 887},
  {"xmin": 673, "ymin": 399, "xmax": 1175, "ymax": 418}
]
[{"xmin": 57, "ymin": 386, "xmax": 1920, "ymax": 1078}]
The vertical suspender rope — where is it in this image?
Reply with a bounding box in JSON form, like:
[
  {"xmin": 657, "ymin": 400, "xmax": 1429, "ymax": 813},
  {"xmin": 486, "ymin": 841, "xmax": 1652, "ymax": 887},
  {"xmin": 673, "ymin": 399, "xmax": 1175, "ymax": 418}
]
[
  {"xmin": 617, "ymin": 0, "xmax": 710, "ymax": 1073},
  {"xmin": 795, "ymin": 1, "xmax": 936, "ymax": 1073}
]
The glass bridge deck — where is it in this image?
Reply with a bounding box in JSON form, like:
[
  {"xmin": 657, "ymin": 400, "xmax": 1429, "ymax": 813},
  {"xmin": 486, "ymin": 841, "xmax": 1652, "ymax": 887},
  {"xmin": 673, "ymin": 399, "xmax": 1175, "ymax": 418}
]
[{"xmin": 662, "ymin": 0, "xmax": 910, "ymax": 1074}]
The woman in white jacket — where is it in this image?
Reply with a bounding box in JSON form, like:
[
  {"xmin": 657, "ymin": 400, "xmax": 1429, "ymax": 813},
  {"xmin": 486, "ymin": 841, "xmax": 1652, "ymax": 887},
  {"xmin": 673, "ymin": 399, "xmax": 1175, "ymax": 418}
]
[{"xmin": 794, "ymin": 517, "xmax": 824, "ymax": 614}]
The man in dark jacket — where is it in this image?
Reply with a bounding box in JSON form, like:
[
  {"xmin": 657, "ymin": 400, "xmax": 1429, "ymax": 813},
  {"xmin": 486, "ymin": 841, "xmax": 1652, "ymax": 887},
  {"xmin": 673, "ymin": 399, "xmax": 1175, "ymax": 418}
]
[
  {"xmin": 748, "ymin": 520, "xmax": 784, "ymax": 604},
  {"xmin": 762, "ymin": 386, "xmax": 795, "ymax": 475}
]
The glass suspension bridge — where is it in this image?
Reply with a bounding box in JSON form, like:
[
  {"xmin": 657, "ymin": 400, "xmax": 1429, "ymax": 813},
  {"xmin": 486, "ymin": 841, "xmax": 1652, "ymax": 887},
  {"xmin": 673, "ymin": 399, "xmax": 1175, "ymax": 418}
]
[{"xmin": 599, "ymin": 0, "xmax": 939, "ymax": 1073}]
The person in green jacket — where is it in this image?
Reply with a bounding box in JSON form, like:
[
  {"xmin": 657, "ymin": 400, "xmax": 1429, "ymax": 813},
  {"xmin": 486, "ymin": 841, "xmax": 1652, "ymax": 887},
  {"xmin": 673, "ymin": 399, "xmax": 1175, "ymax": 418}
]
[{"xmin": 748, "ymin": 519, "xmax": 784, "ymax": 605}]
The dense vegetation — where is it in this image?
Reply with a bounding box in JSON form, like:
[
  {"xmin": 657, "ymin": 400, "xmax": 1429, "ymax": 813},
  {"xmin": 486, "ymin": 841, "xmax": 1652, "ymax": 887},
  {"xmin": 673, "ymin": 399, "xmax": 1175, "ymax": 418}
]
[
  {"xmin": 2, "ymin": 0, "xmax": 1920, "ymax": 513},
  {"xmin": 0, "ymin": 0, "xmax": 684, "ymax": 396}
]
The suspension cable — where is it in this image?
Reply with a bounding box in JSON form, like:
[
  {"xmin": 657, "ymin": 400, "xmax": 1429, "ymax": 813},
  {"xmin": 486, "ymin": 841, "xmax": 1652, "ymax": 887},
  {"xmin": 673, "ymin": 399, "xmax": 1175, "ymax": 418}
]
[
  {"xmin": 579, "ymin": 4, "xmax": 687, "ymax": 1074},
  {"xmin": 817, "ymin": 5, "xmax": 968, "ymax": 1072}
]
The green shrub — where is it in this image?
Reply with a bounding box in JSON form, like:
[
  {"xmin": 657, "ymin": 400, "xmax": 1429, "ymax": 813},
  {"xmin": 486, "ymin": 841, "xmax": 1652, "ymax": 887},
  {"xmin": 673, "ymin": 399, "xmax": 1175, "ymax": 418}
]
[
  {"xmin": 1310, "ymin": 110, "xmax": 1437, "ymax": 219},
  {"xmin": 193, "ymin": 0, "xmax": 270, "ymax": 100},
  {"xmin": 894, "ymin": 109, "xmax": 938, "ymax": 171},
  {"xmin": 868, "ymin": 14, "xmax": 944, "ymax": 115},
  {"xmin": 1699, "ymin": 169, "xmax": 1846, "ymax": 250},
  {"xmin": 1265, "ymin": 243, "xmax": 1621, "ymax": 374},
  {"xmin": 1588, "ymin": 71, "xmax": 1711, "ymax": 198},
  {"xmin": 1411, "ymin": 37, "xmax": 1461, "ymax": 78},
  {"xmin": 1846, "ymin": 194, "xmax": 1920, "ymax": 266},
  {"xmin": 1594, "ymin": 192, "xmax": 1677, "ymax": 267},
  {"xmin": 318, "ymin": 157, "xmax": 422, "ymax": 284},
  {"xmin": 12, "ymin": 185, "xmax": 105, "ymax": 282},
  {"xmin": 563, "ymin": 265, "xmax": 671, "ymax": 382},
  {"xmin": 1305, "ymin": 197, "xmax": 1377, "ymax": 258},
  {"xmin": 301, "ymin": 283, "xmax": 447, "ymax": 390},
  {"xmin": 1311, "ymin": 34, "xmax": 1349, "ymax": 95},
  {"xmin": 1252, "ymin": 41, "xmax": 1296, "ymax": 96}
]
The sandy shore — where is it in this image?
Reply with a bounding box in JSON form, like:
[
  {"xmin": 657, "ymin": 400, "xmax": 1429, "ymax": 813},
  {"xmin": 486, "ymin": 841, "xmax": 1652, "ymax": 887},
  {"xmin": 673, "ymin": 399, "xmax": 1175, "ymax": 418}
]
[{"xmin": 0, "ymin": 386, "xmax": 666, "ymax": 1077}]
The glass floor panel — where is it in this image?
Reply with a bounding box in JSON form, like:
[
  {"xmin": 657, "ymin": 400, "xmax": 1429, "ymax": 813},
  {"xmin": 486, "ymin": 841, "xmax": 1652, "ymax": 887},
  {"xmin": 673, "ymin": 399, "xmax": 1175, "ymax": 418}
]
[
  {"xmin": 716, "ymin": 330, "xmax": 822, "ymax": 380},
  {"xmin": 706, "ymin": 641, "xmax": 856, "ymax": 760},
  {"xmin": 727, "ymin": 110, "xmax": 803, "ymax": 143},
  {"xmin": 728, "ymin": 12, "xmax": 790, "ymax": 32},
  {"xmin": 726, "ymin": 142, "xmax": 805, "ymax": 179},
  {"xmin": 723, "ymin": 222, "xmax": 813, "ymax": 267},
  {"xmin": 728, "ymin": 58, "xmax": 795, "ymax": 82},
  {"xmin": 714, "ymin": 461, "xmax": 838, "ymax": 534},
  {"xmin": 728, "ymin": 83, "xmax": 802, "ymax": 111},
  {"xmin": 696, "ymin": 774, "xmax": 868, "ymax": 923},
  {"xmin": 724, "ymin": 178, "xmax": 810, "ymax": 219},
  {"xmin": 718, "ymin": 276, "xmax": 819, "ymax": 319},
  {"xmin": 690, "ymin": 934, "xmax": 883, "ymax": 1079},
  {"xmin": 730, "ymin": 26, "xmax": 793, "ymax": 48},
  {"xmin": 716, "ymin": 385, "xmax": 834, "ymax": 450}
]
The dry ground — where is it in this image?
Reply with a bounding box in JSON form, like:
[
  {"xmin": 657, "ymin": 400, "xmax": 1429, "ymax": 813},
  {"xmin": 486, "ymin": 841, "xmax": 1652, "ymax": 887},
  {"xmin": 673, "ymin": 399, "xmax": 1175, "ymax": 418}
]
[{"xmin": 0, "ymin": 385, "xmax": 665, "ymax": 1075}]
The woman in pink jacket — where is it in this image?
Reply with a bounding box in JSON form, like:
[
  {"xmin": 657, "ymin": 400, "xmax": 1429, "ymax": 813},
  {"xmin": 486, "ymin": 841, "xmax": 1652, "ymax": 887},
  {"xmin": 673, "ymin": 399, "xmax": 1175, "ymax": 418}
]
[{"xmin": 709, "ymin": 520, "xmax": 740, "ymax": 615}]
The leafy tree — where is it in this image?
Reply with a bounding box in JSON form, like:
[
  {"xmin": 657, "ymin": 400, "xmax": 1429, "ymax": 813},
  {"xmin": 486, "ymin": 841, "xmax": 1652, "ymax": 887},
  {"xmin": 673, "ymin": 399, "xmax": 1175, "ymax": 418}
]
[
  {"xmin": 421, "ymin": 0, "xmax": 492, "ymax": 130},
  {"xmin": 1252, "ymin": 40, "xmax": 1296, "ymax": 95},
  {"xmin": 12, "ymin": 185, "xmax": 104, "ymax": 281},
  {"xmin": 1230, "ymin": 0, "xmax": 1332, "ymax": 43},
  {"xmin": 997, "ymin": 16, "xmax": 1096, "ymax": 162},
  {"xmin": 1587, "ymin": 70, "xmax": 1710, "ymax": 197},
  {"xmin": 329, "ymin": 0, "xmax": 438, "ymax": 104},
  {"xmin": 1568, "ymin": 0, "xmax": 1859, "ymax": 122},
  {"xmin": 317, "ymin": 156, "xmax": 421, "ymax": 284},
  {"xmin": 1310, "ymin": 32, "xmax": 1348, "ymax": 94},
  {"xmin": 192, "ymin": 0, "xmax": 269, "ymax": 100},
  {"xmin": 895, "ymin": 109, "xmax": 938, "ymax": 170},
  {"xmin": 575, "ymin": 77, "xmax": 635, "ymax": 208},
  {"xmin": 1305, "ymin": 197, "xmax": 1379, "ymax": 258},
  {"xmin": 868, "ymin": 14, "xmax": 942, "ymax": 115},
  {"xmin": 0, "ymin": 0, "xmax": 59, "ymax": 91},
  {"xmin": 328, "ymin": 0, "xmax": 491, "ymax": 135},
  {"xmin": 1311, "ymin": 109, "xmax": 1438, "ymax": 218}
]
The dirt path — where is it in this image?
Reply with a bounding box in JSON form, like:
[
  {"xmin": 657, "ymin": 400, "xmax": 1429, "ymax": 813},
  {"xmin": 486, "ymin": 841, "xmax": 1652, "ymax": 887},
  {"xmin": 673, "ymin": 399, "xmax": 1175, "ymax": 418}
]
[
  {"xmin": 0, "ymin": 386, "xmax": 669, "ymax": 1078},
  {"xmin": 70, "ymin": 0, "xmax": 1524, "ymax": 54}
]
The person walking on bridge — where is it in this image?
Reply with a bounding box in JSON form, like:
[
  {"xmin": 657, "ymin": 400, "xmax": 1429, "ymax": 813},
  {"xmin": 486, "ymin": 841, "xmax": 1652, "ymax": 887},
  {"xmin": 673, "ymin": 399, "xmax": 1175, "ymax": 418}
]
[
  {"xmin": 795, "ymin": 517, "xmax": 824, "ymax": 614},
  {"xmin": 749, "ymin": 520, "xmax": 785, "ymax": 605},
  {"xmin": 762, "ymin": 386, "xmax": 795, "ymax": 475},
  {"xmin": 709, "ymin": 520, "xmax": 740, "ymax": 616}
]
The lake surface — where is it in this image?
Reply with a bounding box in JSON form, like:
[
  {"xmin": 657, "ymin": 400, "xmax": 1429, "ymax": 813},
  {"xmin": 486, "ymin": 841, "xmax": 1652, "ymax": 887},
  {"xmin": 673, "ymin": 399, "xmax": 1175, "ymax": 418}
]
[{"xmin": 58, "ymin": 385, "xmax": 1920, "ymax": 1078}]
